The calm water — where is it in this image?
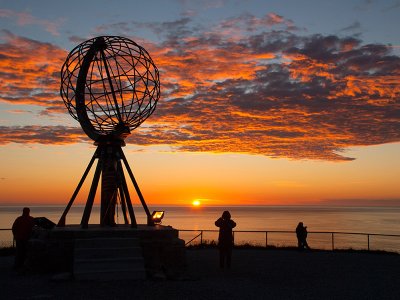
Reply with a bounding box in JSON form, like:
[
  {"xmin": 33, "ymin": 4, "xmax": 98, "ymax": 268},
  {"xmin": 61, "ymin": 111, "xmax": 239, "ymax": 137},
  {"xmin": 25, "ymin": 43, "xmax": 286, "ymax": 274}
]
[{"xmin": 1, "ymin": 205, "xmax": 400, "ymax": 251}]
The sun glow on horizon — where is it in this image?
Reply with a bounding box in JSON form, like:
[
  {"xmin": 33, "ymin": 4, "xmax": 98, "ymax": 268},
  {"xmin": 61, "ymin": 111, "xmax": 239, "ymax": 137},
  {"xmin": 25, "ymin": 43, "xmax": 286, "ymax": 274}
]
[{"xmin": 192, "ymin": 200, "xmax": 201, "ymax": 207}]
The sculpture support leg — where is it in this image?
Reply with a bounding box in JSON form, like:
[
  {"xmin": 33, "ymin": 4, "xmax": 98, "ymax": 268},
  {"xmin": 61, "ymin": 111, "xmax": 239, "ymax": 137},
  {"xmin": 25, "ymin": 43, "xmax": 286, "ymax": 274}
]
[
  {"xmin": 57, "ymin": 150, "xmax": 98, "ymax": 227},
  {"xmin": 58, "ymin": 144, "xmax": 150, "ymax": 228},
  {"xmin": 117, "ymin": 160, "xmax": 137, "ymax": 228},
  {"xmin": 117, "ymin": 181, "xmax": 129, "ymax": 224},
  {"xmin": 120, "ymin": 149, "xmax": 151, "ymax": 224},
  {"xmin": 81, "ymin": 158, "xmax": 102, "ymax": 228},
  {"xmin": 100, "ymin": 145, "xmax": 118, "ymax": 226}
]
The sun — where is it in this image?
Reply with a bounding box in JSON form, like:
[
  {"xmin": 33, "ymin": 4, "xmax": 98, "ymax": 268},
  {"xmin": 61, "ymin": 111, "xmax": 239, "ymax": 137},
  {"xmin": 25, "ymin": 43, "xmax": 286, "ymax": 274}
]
[{"xmin": 192, "ymin": 200, "xmax": 201, "ymax": 207}]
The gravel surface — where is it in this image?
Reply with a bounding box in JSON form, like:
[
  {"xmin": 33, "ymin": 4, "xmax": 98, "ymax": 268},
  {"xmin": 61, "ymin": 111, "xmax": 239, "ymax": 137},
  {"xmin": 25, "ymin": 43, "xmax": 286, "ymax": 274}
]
[{"xmin": 1, "ymin": 249, "xmax": 400, "ymax": 299}]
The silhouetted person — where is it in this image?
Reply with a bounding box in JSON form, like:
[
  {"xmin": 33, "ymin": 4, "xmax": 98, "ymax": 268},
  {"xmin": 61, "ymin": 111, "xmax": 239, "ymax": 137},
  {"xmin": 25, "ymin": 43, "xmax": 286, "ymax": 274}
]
[
  {"xmin": 12, "ymin": 207, "xmax": 35, "ymax": 270},
  {"xmin": 296, "ymin": 222, "xmax": 310, "ymax": 250},
  {"xmin": 215, "ymin": 211, "xmax": 236, "ymax": 269}
]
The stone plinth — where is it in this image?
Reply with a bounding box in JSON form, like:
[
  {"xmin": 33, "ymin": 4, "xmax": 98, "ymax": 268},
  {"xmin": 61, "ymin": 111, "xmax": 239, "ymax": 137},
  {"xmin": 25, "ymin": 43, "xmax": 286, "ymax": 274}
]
[{"xmin": 28, "ymin": 225, "xmax": 185, "ymax": 279}]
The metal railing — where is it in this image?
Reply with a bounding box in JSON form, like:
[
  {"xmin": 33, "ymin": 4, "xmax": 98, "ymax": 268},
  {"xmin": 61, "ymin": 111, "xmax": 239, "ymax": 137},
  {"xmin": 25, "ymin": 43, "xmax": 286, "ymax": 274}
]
[
  {"xmin": 179, "ymin": 229, "xmax": 400, "ymax": 252},
  {"xmin": 2, "ymin": 228, "xmax": 400, "ymax": 253}
]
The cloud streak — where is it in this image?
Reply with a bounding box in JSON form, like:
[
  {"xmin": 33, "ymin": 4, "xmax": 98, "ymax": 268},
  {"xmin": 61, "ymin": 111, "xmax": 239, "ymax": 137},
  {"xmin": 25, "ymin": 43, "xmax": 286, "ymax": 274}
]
[
  {"xmin": 0, "ymin": 125, "xmax": 87, "ymax": 145},
  {"xmin": 0, "ymin": 14, "xmax": 399, "ymax": 161},
  {"xmin": 0, "ymin": 9, "xmax": 63, "ymax": 36}
]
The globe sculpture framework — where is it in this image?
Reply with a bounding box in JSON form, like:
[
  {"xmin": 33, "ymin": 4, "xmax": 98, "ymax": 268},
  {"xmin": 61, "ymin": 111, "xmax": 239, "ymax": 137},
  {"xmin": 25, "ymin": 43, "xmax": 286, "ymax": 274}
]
[{"xmin": 57, "ymin": 36, "xmax": 160, "ymax": 228}]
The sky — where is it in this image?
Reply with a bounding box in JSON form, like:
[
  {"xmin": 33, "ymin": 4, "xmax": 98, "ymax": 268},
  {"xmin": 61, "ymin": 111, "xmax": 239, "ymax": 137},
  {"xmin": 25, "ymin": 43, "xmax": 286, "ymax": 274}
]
[{"xmin": 0, "ymin": 0, "xmax": 399, "ymax": 207}]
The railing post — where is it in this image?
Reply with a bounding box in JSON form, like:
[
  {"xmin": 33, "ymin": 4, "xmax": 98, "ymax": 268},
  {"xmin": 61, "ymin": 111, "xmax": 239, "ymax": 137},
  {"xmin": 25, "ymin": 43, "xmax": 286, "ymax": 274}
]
[
  {"xmin": 367, "ymin": 234, "xmax": 370, "ymax": 251},
  {"xmin": 266, "ymin": 231, "xmax": 268, "ymax": 248},
  {"xmin": 200, "ymin": 230, "xmax": 203, "ymax": 245},
  {"xmin": 331, "ymin": 233, "xmax": 334, "ymax": 250}
]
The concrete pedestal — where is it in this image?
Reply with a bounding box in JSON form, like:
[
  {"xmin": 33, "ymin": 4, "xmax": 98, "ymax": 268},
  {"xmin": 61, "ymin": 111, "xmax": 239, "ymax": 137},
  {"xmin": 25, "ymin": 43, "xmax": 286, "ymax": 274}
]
[{"xmin": 28, "ymin": 225, "xmax": 185, "ymax": 279}]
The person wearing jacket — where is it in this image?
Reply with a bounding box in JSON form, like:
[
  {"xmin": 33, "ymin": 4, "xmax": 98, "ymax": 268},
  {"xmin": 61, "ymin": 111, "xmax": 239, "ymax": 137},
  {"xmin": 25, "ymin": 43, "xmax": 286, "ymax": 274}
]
[
  {"xmin": 215, "ymin": 211, "xmax": 236, "ymax": 269},
  {"xmin": 296, "ymin": 222, "xmax": 310, "ymax": 250},
  {"xmin": 12, "ymin": 207, "xmax": 35, "ymax": 270}
]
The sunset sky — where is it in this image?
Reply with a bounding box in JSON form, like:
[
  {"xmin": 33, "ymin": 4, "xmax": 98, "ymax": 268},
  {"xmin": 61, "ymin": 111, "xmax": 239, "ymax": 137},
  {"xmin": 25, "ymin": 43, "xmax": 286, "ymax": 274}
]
[{"xmin": 0, "ymin": 0, "xmax": 399, "ymax": 206}]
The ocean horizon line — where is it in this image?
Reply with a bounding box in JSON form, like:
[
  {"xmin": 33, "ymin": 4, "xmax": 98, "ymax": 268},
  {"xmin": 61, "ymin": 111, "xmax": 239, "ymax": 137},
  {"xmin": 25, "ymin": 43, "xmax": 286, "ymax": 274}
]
[
  {"xmin": 1, "ymin": 202, "xmax": 400, "ymax": 208},
  {"xmin": 1, "ymin": 197, "xmax": 400, "ymax": 207}
]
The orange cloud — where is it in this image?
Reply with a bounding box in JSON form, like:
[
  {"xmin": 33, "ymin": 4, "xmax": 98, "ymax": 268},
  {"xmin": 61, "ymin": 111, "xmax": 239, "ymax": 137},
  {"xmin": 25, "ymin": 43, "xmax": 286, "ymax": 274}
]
[
  {"xmin": 0, "ymin": 30, "xmax": 66, "ymax": 107},
  {"xmin": 1, "ymin": 17, "xmax": 399, "ymax": 161}
]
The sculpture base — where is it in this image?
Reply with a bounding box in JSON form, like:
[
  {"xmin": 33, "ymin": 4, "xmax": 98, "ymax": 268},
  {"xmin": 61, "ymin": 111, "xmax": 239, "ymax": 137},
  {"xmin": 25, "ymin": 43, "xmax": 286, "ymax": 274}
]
[{"xmin": 28, "ymin": 225, "xmax": 185, "ymax": 279}]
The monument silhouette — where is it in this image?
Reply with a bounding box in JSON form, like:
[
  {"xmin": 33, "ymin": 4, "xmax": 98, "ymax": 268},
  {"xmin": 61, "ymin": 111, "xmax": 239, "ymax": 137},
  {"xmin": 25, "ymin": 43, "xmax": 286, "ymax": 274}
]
[
  {"xmin": 27, "ymin": 36, "xmax": 185, "ymax": 279},
  {"xmin": 57, "ymin": 36, "xmax": 160, "ymax": 228}
]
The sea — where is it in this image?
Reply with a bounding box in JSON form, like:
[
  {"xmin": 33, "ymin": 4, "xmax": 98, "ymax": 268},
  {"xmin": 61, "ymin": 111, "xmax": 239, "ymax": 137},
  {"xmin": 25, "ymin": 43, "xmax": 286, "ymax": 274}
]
[{"xmin": 1, "ymin": 205, "xmax": 400, "ymax": 252}]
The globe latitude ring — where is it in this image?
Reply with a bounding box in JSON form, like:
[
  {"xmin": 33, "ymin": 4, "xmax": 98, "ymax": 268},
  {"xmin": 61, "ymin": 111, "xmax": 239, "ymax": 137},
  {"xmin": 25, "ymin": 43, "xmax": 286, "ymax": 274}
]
[{"xmin": 60, "ymin": 36, "xmax": 160, "ymax": 142}]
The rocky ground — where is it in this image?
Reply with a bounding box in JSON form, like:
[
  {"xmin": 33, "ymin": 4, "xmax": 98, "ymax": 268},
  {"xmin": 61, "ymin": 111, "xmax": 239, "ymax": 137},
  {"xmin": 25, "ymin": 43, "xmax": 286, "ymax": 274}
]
[{"xmin": 1, "ymin": 248, "xmax": 400, "ymax": 299}]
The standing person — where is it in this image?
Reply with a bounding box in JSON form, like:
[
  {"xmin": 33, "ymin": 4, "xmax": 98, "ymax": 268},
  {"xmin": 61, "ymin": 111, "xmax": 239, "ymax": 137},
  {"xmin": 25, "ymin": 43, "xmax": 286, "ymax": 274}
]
[
  {"xmin": 215, "ymin": 211, "xmax": 236, "ymax": 269},
  {"xmin": 296, "ymin": 222, "xmax": 310, "ymax": 250},
  {"xmin": 12, "ymin": 207, "xmax": 35, "ymax": 270}
]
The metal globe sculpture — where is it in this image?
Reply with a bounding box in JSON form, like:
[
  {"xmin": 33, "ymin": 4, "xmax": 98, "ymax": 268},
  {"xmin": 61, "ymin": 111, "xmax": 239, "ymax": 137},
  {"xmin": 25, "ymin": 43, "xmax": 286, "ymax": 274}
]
[
  {"xmin": 58, "ymin": 36, "xmax": 159, "ymax": 228},
  {"xmin": 60, "ymin": 36, "xmax": 160, "ymax": 142}
]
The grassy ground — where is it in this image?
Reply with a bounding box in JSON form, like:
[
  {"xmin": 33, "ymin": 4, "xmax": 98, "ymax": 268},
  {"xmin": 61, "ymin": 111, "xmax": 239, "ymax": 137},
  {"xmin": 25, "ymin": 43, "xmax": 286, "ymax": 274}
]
[
  {"xmin": 0, "ymin": 246, "xmax": 14, "ymax": 256},
  {"xmin": 186, "ymin": 240, "xmax": 400, "ymax": 255}
]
